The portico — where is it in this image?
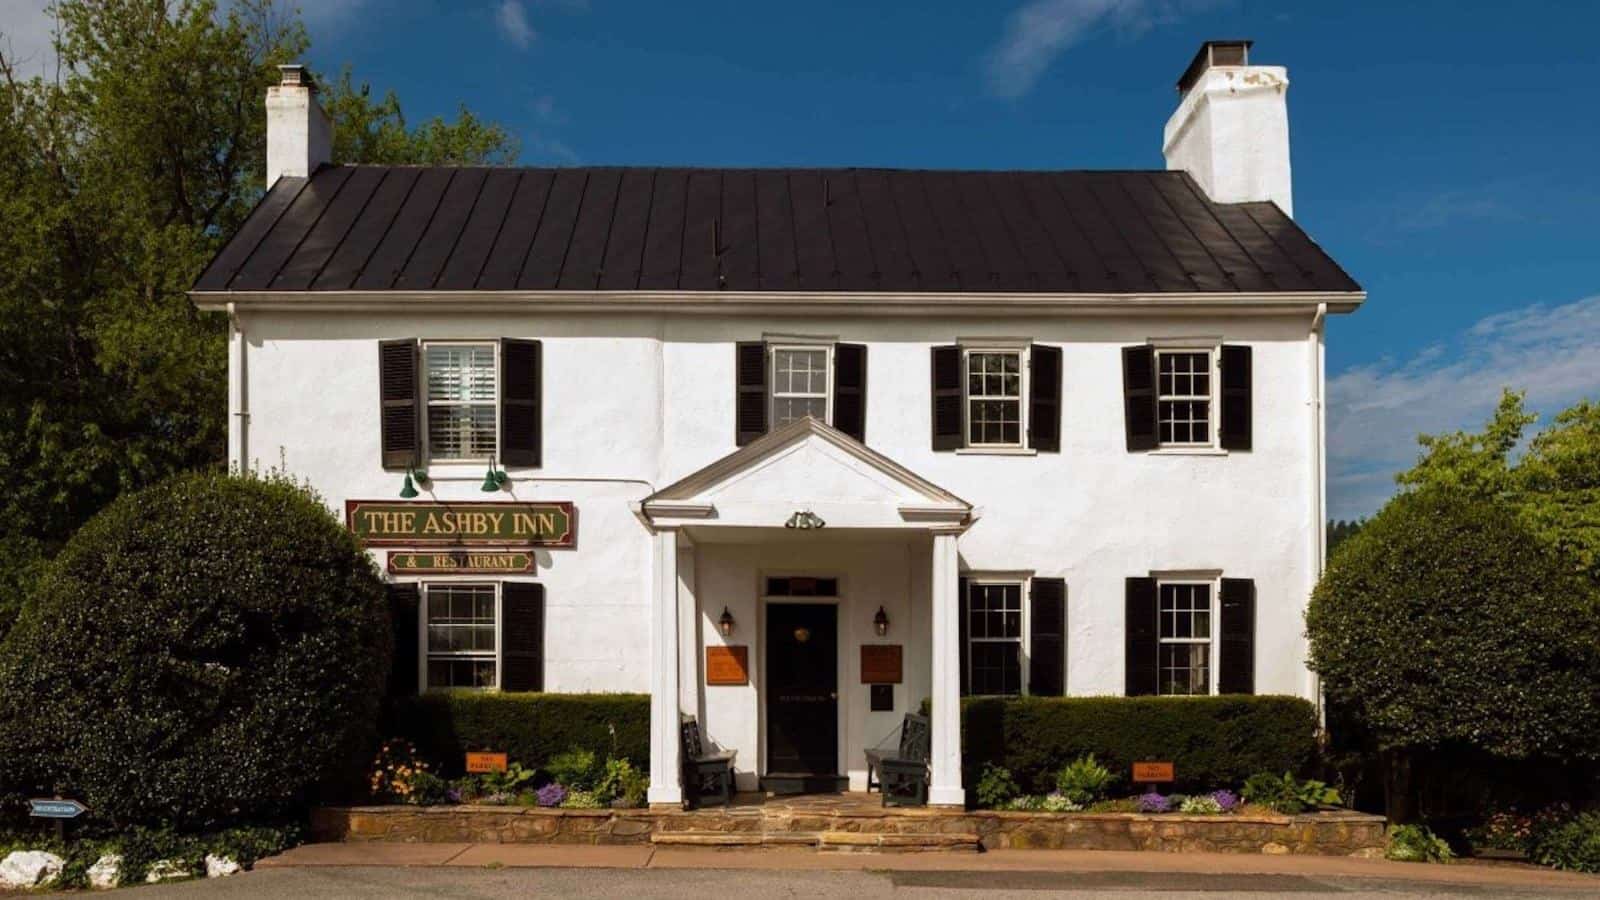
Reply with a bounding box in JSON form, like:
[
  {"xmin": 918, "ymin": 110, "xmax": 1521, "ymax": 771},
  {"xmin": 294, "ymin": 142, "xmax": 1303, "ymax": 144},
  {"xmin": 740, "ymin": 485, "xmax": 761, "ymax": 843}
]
[{"xmin": 634, "ymin": 418, "xmax": 972, "ymax": 807}]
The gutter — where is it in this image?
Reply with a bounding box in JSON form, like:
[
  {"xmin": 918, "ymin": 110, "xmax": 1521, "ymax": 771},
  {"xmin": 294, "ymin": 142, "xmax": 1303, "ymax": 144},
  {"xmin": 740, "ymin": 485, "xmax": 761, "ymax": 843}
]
[
  {"xmin": 1308, "ymin": 302, "xmax": 1327, "ymax": 724},
  {"xmin": 227, "ymin": 302, "xmax": 249, "ymax": 472}
]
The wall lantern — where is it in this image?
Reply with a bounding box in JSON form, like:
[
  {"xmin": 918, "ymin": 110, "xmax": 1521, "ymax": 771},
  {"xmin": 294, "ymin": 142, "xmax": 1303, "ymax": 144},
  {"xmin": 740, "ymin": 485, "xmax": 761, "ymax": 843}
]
[
  {"xmin": 718, "ymin": 607, "xmax": 736, "ymax": 637},
  {"xmin": 480, "ymin": 459, "xmax": 509, "ymax": 493},
  {"xmin": 873, "ymin": 606, "xmax": 890, "ymax": 637},
  {"xmin": 399, "ymin": 463, "xmax": 429, "ymax": 499},
  {"xmin": 784, "ymin": 510, "xmax": 826, "ymax": 530}
]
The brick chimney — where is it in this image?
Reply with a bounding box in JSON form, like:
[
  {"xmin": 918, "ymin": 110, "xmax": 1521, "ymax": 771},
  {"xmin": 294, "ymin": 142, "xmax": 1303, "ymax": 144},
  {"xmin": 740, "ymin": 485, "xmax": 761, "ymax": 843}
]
[
  {"xmin": 1162, "ymin": 41, "xmax": 1293, "ymax": 217},
  {"xmin": 265, "ymin": 64, "xmax": 331, "ymax": 188}
]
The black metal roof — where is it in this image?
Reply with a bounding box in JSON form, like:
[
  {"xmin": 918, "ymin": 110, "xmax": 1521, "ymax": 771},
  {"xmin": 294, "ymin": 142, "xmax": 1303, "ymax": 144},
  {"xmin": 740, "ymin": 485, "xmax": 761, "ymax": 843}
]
[{"xmin": 194, "ymin": 166, "xmax": 1360, "ymax": 295}]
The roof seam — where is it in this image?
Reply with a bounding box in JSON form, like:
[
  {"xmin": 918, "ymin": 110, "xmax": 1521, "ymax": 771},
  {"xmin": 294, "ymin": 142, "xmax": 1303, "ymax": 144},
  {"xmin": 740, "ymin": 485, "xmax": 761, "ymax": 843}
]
[
  {"xmin": 390, "ymin": 169, "xmax": 457, "ymax": 289},
  {"xmin": 470, "ymin": 170, "xmax": 524, "ymax": 290},
  {"xmin": 591, "ymin": 170, "xmax": 625, "ymax": 290},
  {"xmin": 511, "ymin": 172, "xmax": 558, "ymax": 289},
  {"xmin": 223, "ymin": 177, "xmax": 311, "ymax": 290},
  {"xmin": 1119, "ymin": 173, "xmax": 1212, "ymax": 292},
  {"xmin": 1171, "ymin": 173, "xmax": 1275, "ymax": 290},
  {"xmin": 345, "ymin": 168, "xmax": 423, "ymax": 289},
  {"xmin": 265, "ymin": 167, "xmax": 356, "ymax": 289},
  {"xmin": 304, "ymin": 168, "xmax": 389, "ymax": 290}
]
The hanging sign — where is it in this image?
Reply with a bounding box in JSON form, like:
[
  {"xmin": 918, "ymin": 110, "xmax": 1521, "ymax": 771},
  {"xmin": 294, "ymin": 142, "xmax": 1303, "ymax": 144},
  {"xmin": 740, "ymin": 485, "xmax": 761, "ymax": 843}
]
[
  {"xmin": 347, "ymin": 501, "xmax": 575, "ymax": 547},
  {"xmin": 388, "ymin": 550, "xmax": 535, "ymax": 575}
]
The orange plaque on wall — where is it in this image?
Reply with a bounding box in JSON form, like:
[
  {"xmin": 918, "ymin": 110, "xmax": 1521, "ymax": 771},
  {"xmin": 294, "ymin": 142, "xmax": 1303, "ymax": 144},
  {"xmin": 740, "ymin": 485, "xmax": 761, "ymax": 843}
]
[
  {"xmin": 860, "ymin": 645, "xmax": 903, "ymax": 684},
  {"xmin": 706, "ymin": 646, "xmax": 749, "ymax": 685},
  {"xmin": 466, "ymin": 752, "xmax": 508, "ymax": 773},
  {"xmin": 1132, "ymin": 761, "xmax": 1175, "ymax": 783}
]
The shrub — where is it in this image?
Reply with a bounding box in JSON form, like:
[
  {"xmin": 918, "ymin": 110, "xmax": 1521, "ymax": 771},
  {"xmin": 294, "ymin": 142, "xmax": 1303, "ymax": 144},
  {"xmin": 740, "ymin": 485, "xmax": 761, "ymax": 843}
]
[
  {"xmin": 1308, "ymin": 488, "xmax": 1600, "ymax": 821},
  {"xmin": 546, "ymin": 748, "xmax": 599, "ymax": 792},
  {"xmin": 0, "ymin": 472, "xmax": 389, "ymax": 830},
  {"xmin": 1387, "ymin": 824, "xmax": 1454, "ymax": 863},
  {"xmin": 1241, "ymin": 772, "xmax": 1340, "ymax": 814},
  {"xmin": 385, "ymin": 693, "xmax": 648, "ymax": 777},
  {"xmin": 1179, "ymin": 794, "xmax": 1223, "ymax": 815},
  {"xmin": 975, "ymin": 763, "xmax": 1020, "ymax": 809},
  {"xmin": 1137, "ymin": 792, "xmax": 1171, "ymax": 813},
  {"xmin": 479, "ymin": 763, "xmax": 537, "ymax": 796},
  {"xmin": 595, "ymin": 758, "xmax": 648, "ymax": 808},
  {"xmin": 1532, "ymin": 812, "xmax": 1600, "ymax": 874},
  {"xmin": 1041, "ymin": 792, "xmax": 1080, "ymax": 812},
  {"xmin": 1210, "ymin": 790, "xmax": 1240, "ymax": 812},
  {"xmin": 560, "ymin": 790, "xmax": 604, "ymax": 809},
  {"xmin": 963, "ymin": 695, "xmax": 1317, "ymax": 794},
  {"xmin": 535, "ymin": 783, "xmax": 567, "ymax": 807},
  {"xmin": 1055, "ymin": 754, "xmax": 1114, "ymax": 806}
]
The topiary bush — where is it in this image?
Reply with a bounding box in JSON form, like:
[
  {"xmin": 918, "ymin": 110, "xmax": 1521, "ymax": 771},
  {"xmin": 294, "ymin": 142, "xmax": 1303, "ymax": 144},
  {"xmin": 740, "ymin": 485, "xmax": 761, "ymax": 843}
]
[
  {"xmin": 962, "ymin": 695, "xmax": 1317, "ymax": 795},
  {"xmin": 1307, "ymin": 488, "xmax": 1600, "ymax": 822},
  {"xmin": 0, "ymin": 471, "xmax": 389, "ymax": 830}
]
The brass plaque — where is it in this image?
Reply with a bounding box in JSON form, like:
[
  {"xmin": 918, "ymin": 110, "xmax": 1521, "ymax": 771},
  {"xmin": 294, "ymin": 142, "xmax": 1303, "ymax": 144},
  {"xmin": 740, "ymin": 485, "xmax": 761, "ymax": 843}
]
[
  {"xmin": 706, "ymin": 646, "xmax": 749, "ymax": 686},
  {"xmin": 860, "ymin": 644, "xmax": 903, "ymax": 684}
]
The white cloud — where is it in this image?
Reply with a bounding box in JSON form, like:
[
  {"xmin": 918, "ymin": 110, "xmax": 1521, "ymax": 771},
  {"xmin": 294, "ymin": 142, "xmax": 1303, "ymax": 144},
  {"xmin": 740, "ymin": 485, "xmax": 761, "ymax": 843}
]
[
  {"xmin": 0, "ymin": 0, "xmax": 59, "ymax": 77},
  {"xmin": 496, "ymin": 0, "xmax": 535, "ymax": 50},
  {"xmin": 984, "ymin": 0, "xmax": 1218, "ymax": 98},
  {"xmin": 1327, "ymin": 293, "xmax": 1600, "ymax": 519}
]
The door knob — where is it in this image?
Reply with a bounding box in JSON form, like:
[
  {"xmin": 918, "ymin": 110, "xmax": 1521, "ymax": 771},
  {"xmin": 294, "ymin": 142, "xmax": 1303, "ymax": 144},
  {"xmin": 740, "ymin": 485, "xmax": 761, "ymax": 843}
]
[{"xmin": 830, "ymin": 692, "xmax": 837, "ymax": 699}]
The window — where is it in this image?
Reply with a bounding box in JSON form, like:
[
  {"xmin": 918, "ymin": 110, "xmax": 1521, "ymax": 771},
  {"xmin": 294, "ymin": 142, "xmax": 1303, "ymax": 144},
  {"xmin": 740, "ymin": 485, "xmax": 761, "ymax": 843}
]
[
  {"xmin": 1158, "ymin": 581, "xmax": 1211, "ymax": 695},
  {"xmin": 964, "ymin": 348, "xmax": 1025, "ymax": 447},
  {"xmin": 424, "ymin": 583, "xmax": 498, "ymax": 690},
  {"xmin": 966, "ymin": 581, "xmax": 1023, "ymax": 696},
  {"xmin": 1156, "ymin": 349, "xmax": 1213, "ymax": 446},
  {"xmin": 425, "ymin": 342, "xmax": 497, "ymax": 461},
  {"xmin": 770, "ymin": 346, "xmax": 830, "ymax": 428}
]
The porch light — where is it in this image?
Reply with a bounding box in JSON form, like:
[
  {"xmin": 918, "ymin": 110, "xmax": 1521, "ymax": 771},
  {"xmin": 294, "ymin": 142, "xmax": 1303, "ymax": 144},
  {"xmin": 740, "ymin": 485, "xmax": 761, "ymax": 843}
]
[
  {"xmin": 874, "ymin": 606, "xmax": 890, "ymax": 637},
  {"xmin": 784, "ymin": 510, "xmax": 826, "ymax": 530},
  {"xmin": 718, "ymin": 607, "xmax": 736, "ymax": 637},
  {"xmin": 480, "ymin": 459, "xmax": 508, "ymax": 492}
]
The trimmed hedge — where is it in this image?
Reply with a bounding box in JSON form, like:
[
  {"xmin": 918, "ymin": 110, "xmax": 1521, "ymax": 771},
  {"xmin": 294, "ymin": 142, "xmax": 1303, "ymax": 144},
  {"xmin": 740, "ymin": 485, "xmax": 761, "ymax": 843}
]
[
  {"xmin": 963, "ymin": 695, "xmax": 1318, "ymax": 794},
  {"xmin": 386, "ymin": 693, "xmax": 649, "ymax": 776}
]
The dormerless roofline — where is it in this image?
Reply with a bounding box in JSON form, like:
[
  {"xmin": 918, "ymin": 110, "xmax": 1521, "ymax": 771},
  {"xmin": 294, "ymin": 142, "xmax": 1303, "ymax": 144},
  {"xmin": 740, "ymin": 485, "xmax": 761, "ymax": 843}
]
[{"xmin": 190, "ymin": 289, "xmax": 1364, "ymax": 315}]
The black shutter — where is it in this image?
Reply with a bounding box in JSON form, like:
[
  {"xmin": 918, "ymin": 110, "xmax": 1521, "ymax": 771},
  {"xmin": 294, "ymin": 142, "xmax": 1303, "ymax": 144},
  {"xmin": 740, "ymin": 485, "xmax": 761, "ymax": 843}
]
[
  {"xmin": 1028, "ymin": 343, "xmax": 1062, "ymax": 452},
  {"xmin": 387, "ymin": 583, "xmax": 420, "ymax": 696},
  {"xmin": 1220, "ymin": 344, "xmax": 1252, "ymax": 451},
  {"xmin": 1219, "ymin": 578, "xmax": 1256, "ymax": 694},
  {"xmin": 379, "ymin": 340, "xmax": 420, "ymax": 469},
  {"xmin": 501, "ymin": 582, "xmax": 546, "ymax": 693},
  {"xmin": 833, "ymin": 343, "xmax": 867, "ymax": 442},
  {"xmin": 1028, "ymin": 577, "xmax": 1066, "ymax": 696},
  {"xmin": 501, "ymin": 339, "xmax": 542, "ymax": 467},
  {"xmin": 735, "ymin": 341, "xmax": 767, "ymax": 446},
  {"xmin": 931, "ymin": 345, "xmax": 963, "ymax": 451},
  {"xmin": 957, "ymin": 576, "xmax": 970, "ymax": 696},
  {"xmin": 1122, "ymin": 345, "xmax": 1157, "ymax": 452},
  {"xmin": 1124, "ymin": 577, "xmax": 1158, "ymax": 696}
]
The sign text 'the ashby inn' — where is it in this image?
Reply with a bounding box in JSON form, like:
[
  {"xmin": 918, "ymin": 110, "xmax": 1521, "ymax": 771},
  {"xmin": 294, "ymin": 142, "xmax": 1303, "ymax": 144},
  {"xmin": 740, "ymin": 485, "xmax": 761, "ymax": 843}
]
[{"xmin": 345, "ymin": 501, "xmax": 576, "ymax": 547}]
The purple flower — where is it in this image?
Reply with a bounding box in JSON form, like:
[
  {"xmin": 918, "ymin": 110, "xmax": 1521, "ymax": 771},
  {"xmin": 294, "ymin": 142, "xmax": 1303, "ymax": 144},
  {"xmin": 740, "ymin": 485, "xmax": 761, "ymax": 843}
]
[
  {"xmin": 536, "ymin": 782, "xmax": 568, "ymax": 808},
  {"xmin": 1210, "ymin": 790, "xmax": 1239, "ymax": 812},
  {"xmin": 1137, "ymin": 791, "xmax": 1171, "ymax": 813},
  {"xmin": 445, "ymin": 787, "xmax": 462, "ymax": 804}
]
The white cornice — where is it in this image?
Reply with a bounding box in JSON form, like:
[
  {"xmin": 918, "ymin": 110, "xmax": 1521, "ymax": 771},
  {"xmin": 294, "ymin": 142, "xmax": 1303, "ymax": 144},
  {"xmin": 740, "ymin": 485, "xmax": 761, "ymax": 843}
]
[{"xmin": 189, "ymin": 288, "xmax": 1364, "ymax": 316}]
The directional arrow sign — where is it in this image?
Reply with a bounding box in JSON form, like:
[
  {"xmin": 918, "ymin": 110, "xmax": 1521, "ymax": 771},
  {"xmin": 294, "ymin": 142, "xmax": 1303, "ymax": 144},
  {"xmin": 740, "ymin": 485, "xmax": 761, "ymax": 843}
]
[{"xmin": 28, "ymin": 799, "xmax": 87, "ymax": 819}]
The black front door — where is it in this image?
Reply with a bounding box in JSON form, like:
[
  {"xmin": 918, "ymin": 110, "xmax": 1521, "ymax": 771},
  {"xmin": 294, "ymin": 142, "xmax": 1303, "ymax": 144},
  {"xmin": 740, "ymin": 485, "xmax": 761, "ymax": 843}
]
[{"xmin": 765, "ymin": 603, "xmax": 838, "ymax": 776}]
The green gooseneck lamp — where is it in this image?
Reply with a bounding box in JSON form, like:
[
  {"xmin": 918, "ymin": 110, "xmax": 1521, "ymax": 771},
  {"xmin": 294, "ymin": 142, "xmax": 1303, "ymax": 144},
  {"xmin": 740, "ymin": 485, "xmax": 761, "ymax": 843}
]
[
  {"xmin": 481, "ymin": 458, "xmax": 509, "ymax": 492},
  {"xmin": 399, "ymin": 462, "xmax": 429, "ymax": 499}
]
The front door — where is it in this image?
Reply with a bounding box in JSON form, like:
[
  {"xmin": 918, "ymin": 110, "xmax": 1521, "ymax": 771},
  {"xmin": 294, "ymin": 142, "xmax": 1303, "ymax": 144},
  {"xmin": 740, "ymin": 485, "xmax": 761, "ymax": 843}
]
[{"xmin": 765, "ymin": 603, "xmax": 838, "ymax": 777}]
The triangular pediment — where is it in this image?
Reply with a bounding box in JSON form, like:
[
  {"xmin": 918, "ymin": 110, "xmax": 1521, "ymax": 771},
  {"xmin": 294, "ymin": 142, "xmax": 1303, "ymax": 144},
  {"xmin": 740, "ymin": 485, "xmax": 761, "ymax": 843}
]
[{"xmin": 640, "ymin": 418, "xmax": 970, "ymax": 530}]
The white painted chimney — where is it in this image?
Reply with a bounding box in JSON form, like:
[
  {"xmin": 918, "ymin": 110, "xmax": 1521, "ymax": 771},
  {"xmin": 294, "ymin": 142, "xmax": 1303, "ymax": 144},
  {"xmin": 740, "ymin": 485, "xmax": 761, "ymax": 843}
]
[
  {"xmin": 265, "ymin": 64, "xmax": 331, "ymax": 188},
  {"xmin": 1162, "ymin": 41, "xmax": 1293, "ymax": 217}
]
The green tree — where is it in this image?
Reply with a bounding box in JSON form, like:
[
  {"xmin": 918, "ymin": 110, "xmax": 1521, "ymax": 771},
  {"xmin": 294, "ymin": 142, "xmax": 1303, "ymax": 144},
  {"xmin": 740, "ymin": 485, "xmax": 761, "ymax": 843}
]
[
  {"xmin": 1400, "ymin": 391, "xmax": 1600, "ymax": 579},
  {"xmin": 0, "ymin": 0, "xmax": 515, "ymax": 638},
  {"xmin": 1307, "ymin": 488, "xmax": 1600, "ymax": 822}
]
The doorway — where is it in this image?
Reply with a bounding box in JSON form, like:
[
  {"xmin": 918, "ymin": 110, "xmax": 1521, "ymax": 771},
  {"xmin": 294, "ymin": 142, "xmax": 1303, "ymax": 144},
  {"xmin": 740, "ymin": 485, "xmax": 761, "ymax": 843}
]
[{"xmin": 764, "ymin": 602, "xmax": 840, "ymax": 792}]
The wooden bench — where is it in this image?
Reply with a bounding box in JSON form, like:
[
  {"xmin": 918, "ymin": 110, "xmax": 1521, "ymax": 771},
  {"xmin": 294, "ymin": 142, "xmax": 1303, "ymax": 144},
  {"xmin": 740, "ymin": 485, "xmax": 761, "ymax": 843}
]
[
  {"xmin": 864, "ymin": 712, "xmax": 930, "ymax": 807},
  {"xmin": 680, "ymin": 716, "xmax": 736, "ymax": 810}
]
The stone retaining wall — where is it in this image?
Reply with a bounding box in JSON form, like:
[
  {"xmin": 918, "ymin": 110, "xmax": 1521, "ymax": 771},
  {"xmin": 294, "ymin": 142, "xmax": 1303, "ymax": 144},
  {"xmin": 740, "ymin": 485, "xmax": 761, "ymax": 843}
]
[{"xmin": 311, "ymin": 805, "xmax": 1387, "ymax": 856}]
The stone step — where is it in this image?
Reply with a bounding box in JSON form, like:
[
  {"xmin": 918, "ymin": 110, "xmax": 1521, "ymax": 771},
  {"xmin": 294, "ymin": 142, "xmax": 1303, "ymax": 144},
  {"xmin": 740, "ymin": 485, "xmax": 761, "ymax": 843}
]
[
  {"xmin": 818, "ymin": 831, "xmax": 981, "ymax": 853},
  {"xmin": 650, "ymin": 833, "xmax": 765, "ymax": 847}
]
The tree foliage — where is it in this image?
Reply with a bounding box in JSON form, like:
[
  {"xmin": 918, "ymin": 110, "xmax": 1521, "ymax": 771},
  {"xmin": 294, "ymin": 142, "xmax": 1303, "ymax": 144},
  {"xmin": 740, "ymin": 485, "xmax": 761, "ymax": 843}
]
[
  {"xmin": 0, "ymin": 471, "xmax": 389, "ymax": 829},
  {"xmin": 0, "ymin": 0, "xmax": 516, "ymax": 639},
  {"xmin": 1399, "ymin": 390, "xmax": 1600, "ymax": 579},
  {"xmin": 1307, "ymin": 488, "xmax": 1600, "ymax": 762}
]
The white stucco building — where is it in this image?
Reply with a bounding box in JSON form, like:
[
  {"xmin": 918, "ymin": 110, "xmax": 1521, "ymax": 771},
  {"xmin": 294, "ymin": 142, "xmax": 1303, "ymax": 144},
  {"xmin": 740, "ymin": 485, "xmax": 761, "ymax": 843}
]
[{"xmin": 192, "ymin": 41, "xmax": 1363, "ymax": 807}]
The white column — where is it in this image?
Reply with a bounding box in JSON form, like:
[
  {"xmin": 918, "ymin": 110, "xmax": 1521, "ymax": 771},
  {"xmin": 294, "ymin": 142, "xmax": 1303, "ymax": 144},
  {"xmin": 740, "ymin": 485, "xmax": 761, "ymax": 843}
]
[
  {"xmin": 647, "ymin": 528, "xmax": 683, "ymax": 806},
  {"xmin": 928, "ymin": 530, "xmax": 964, "ymax": 806}
]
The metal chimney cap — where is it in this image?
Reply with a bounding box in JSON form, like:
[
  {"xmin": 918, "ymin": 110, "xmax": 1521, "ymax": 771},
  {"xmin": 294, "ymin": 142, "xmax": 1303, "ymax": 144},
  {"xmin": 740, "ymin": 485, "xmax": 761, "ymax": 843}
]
[
  {"xmin": 1177, "ymin": 40, "xmax": 1253, "ymax": 95},
  {"xmin": 277, "ymin": 64, "xmax": 315, "ymax": 90}
]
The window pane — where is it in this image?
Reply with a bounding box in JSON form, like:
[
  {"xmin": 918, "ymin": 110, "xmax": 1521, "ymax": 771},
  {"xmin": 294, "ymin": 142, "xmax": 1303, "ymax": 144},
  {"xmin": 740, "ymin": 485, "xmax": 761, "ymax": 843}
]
[
  {"xmin": 970, "ymin": 642, "xmax": 1021, "ymax": 696},
  {"xmin": 427, "ymin": 405, "xmax": 496, "ymax": 459},
  {"xmin": 426, "ymin": 345, "xmax": 496, "ymax": 403},
  {"xmin": 771, "ymin": 348, "xmax": 829, "ymax": 427},
  {"xmin": 1159, "ymin": 644, "xmax": 1209, "ymax": 695}
]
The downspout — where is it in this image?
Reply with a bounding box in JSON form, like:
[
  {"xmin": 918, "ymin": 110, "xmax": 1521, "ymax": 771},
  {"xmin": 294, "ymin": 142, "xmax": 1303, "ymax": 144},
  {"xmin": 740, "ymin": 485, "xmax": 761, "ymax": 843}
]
[
  {"xmin": 227, "ymin": 302, "xmax": 249, "ymax": 472},
  {"xmin": 1308, "ymin": 303, "xmax": 1327, "ymax": 724}
]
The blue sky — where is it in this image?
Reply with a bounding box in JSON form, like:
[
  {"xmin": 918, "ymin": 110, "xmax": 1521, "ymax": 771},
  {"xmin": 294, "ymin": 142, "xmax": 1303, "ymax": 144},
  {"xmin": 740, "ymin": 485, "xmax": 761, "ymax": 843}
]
[{"xmin": 3, "ymin": 0, "xmax": 1596, "ymax": 518}]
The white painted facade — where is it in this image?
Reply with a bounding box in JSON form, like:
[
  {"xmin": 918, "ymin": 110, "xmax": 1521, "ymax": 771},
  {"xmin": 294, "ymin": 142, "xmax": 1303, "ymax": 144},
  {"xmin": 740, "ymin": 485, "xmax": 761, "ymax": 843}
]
[{"xmin": 197, "ymin": 41, "xmax": 1359, "ymax": 807}]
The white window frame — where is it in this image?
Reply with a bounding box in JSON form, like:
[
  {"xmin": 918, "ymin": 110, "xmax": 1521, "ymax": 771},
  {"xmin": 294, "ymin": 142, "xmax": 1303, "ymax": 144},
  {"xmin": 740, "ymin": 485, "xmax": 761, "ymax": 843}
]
[
  {"xmin": 1154, "ymin": 575, "xmax": 1221, "ymax": 697},
  {"xmin": 1153, "ymin": 345, "xmax": 1218, "ymax": 449},
  {"xmin": 421, "ymin": 339, "xmax": 501, "ymax": 464},
  {"xmin": 419, "ymin": 581, "xmax": 503, "ymax": 693},
  {"xmin": 768, "ymin": 342, "xmax": 834, "ymax": 428},
  {"xmin": 963, "ymin": 576, "xmax": 1030, "ymax": 697},
  {"xmin": 959, "ymin": 341, "xmax": 1030, "ymax": 451}
]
